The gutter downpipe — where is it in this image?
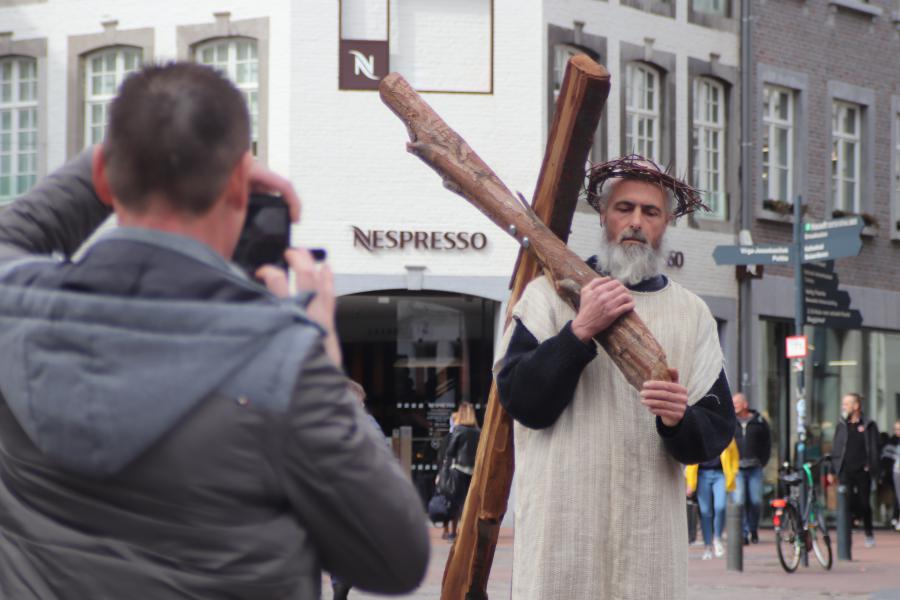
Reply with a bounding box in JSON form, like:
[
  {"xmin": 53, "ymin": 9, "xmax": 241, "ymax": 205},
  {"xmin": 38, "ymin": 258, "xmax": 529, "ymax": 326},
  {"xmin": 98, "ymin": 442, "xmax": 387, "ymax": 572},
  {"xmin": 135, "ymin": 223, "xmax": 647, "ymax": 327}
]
[{"xmin": 739, "ymin": 0, "xmax": 754, "ymax": 407}]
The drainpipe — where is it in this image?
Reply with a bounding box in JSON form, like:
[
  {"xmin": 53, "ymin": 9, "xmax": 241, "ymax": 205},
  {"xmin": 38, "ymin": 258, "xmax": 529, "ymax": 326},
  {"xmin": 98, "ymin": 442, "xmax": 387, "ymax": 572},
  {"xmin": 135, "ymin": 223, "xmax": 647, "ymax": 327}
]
[{"xmin": 738, "ymin": 0, "xmax": 754, "ymax": 402}]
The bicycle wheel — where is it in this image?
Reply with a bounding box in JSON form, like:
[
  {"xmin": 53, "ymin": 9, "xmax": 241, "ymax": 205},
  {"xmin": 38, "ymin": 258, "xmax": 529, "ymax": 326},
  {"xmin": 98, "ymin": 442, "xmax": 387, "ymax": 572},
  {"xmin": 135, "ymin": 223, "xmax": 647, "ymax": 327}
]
[
  {"xmin": 776, "ymin": 504, "xmax": 802, "ymax": 573},
  {"xmin": 810, "ymin": 509, "xmax": 833, "ymax": 570}
]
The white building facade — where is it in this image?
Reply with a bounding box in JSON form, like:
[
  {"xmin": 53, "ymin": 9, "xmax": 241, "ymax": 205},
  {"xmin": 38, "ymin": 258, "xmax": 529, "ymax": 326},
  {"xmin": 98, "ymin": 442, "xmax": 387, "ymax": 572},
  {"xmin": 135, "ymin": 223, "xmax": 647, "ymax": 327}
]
[{"xmin": 0, "ymin": 0, "xmax": 741, "ymax": 499}]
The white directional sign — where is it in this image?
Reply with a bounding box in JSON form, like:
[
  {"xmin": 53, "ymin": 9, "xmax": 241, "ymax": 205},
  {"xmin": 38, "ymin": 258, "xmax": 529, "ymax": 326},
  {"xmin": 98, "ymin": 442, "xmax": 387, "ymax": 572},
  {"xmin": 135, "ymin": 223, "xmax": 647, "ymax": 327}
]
[
  {"xmin": 712, "ymin": 243, "xmax": 792, "ymax": 266},
  {"xmin": 785, "ymin": 335, "xmax": 808, "ymax": 359}
]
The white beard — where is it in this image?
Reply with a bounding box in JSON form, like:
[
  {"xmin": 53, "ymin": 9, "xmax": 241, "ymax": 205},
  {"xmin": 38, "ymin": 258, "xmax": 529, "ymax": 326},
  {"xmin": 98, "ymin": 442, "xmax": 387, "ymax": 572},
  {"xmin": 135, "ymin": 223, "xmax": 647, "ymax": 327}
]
[{"xmin": 595, "ymin": 229, "xmax": 666, "ymax": 286}]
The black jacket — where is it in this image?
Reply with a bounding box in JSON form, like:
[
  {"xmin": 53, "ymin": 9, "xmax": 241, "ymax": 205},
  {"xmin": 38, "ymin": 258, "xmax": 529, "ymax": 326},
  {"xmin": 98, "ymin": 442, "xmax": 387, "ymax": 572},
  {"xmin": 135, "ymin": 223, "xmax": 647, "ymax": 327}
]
[
  {"xmin": 445, "ymin": 425, "xmax": 481, "ymax": 469},
  {"xmin": 0, "ymin": 151, "xmax": 429, "ymax": 599},
  {"xmin": 831, "ymin": 416, "xmax": 880, "ymax": 478},
  {"xmin": 734, "ymin": 410, "xmax": 771, "ymax": 469}
]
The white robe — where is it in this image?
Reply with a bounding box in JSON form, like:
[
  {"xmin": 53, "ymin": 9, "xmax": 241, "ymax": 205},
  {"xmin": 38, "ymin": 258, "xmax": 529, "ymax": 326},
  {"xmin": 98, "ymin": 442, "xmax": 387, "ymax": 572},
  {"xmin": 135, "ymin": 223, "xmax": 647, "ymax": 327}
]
[{"xmin": 494, "ymin": 276, "xmax": 724, "ymax": 600}]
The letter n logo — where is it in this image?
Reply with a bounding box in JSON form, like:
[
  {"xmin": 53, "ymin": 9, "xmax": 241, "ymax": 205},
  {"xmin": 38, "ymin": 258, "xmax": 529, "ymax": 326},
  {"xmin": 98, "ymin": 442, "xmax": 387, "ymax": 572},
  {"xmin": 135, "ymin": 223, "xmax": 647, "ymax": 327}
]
[
  {"xmin": 348, "ymin": 51, "xmax": 378, "ymax": 80},
  {"xmin": 339, "ymin": 40, "xmax": 389, "ymax": 90},
  {"xmin": 352, "ymin": 226, "xmax": 374, "ymax": 252}
]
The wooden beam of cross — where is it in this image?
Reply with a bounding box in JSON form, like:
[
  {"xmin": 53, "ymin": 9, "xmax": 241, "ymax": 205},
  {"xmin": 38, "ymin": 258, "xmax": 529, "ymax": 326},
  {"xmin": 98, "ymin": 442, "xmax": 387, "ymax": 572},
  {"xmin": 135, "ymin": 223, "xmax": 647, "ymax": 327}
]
[{"xmin": 379, "ymin": 56, "xmax": 672, "ymax": 600}]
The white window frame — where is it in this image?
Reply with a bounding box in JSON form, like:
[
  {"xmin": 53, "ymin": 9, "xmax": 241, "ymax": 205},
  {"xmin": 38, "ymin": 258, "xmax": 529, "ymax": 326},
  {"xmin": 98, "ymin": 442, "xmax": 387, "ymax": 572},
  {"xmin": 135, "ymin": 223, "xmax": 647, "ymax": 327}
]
[
  {"xmin": 831, "ymin": 100, "xmax": 862, "ymax": 214},
  {"xmin": 762, "ymin": 84, "xmax": 794, "ymax": 204},
  {"xmin": 692, "ymin": 77, "xmax": 727, "ymax": 219},
  {"xmin": 625, "ymin": 62, "xmax": 661, "ymax": 163},
  {"xmin": 0, "ymin": 55, "xmax": 38, "ymax": 202},
  {"xmin": 552, "ymin": 44, "xmax": 581, "ymax": 103},
  {"xmin": 83, "ymin": 47, "xmax": 142, "ymax": 148},
  {"xmin": 195, "ymin": 37, "xmax": 259, "ymax": 156}
]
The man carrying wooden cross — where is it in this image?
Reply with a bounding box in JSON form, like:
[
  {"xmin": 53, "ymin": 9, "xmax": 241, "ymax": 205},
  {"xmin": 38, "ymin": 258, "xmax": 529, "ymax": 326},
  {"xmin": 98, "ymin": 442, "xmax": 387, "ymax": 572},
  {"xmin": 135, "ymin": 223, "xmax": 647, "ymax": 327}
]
[{"xmin": 494, "ymin": 155, "xmax": 736, "ymax": 599}]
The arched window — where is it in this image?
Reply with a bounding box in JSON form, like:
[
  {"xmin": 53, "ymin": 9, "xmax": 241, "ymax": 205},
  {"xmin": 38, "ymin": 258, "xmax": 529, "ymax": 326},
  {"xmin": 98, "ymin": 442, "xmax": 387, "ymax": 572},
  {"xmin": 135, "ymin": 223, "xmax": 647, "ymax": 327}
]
[
  {"xmin": 692, "ymin": 77, "xmax": 727, "ymax": 219},
  {"xmin": 83, "ymin": 47, "xmax": 142, "ymax": 147},
  {"xmin": 195, "ymin": 38, "xmax": 258, "ymax": 156},
  {"xmin": 0, "ymin": 55, "xmax": 38, "ymax": 201},
  {"xmin": 552, "ymin": 44, "xmax": 583, "ymax": 102},
  {"xmin": 625, "ymin": 62, "xmax": 660, "ymax": 162}
]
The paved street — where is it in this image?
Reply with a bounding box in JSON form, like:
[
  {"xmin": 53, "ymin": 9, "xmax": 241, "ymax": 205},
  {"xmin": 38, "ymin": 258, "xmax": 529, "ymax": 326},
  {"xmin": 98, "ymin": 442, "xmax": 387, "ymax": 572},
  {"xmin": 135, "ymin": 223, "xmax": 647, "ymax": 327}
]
[{"xmin": 347, "ymin": 526, "xmax": 900, "ymax": 599}]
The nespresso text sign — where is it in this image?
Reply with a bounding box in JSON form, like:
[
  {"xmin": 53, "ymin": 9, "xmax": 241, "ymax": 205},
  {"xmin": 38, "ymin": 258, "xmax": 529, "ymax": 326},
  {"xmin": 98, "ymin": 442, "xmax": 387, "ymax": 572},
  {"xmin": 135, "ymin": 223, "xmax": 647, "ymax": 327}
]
[{"xmin": 352, "ymin": 226, "xmax": 488, "ymax": 252}]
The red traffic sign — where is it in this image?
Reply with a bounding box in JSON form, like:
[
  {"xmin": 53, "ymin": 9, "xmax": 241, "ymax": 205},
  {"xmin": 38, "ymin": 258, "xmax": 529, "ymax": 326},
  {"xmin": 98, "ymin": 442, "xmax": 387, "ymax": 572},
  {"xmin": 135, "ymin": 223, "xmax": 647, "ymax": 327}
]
[{"xmin": 786, "ymin": 335, "xmax": 808, "ymax": 359}]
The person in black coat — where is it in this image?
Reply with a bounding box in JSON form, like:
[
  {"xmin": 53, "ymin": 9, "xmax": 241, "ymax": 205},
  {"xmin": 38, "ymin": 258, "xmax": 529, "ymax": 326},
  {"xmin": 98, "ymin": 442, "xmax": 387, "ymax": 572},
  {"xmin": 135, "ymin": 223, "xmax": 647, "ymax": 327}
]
[
  {"xmin": 732, "ymin": 392, "xmax": 771, "ymax": 544},
  {"xmin": 829, "ymin": 393, "xmax": 880, "ymax": 547},
  {"xmin": 440, "ymin": 402, "xmax": 481, "ymax": 540}
]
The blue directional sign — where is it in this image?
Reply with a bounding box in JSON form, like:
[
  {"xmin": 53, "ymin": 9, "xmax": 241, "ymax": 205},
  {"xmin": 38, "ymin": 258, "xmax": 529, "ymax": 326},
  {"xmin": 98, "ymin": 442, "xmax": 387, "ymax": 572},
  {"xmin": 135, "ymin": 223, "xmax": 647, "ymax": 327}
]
[
  {"xmin": 801, "ymin": 216, "xmax": 864, "ymax": 263},
  {"xmin": 801, "ymin": 260, "xmax": 862, "ymax": 329},
  {"xmin": 713, "ymin": 216, "xmax": 864, "ymax": 267}
]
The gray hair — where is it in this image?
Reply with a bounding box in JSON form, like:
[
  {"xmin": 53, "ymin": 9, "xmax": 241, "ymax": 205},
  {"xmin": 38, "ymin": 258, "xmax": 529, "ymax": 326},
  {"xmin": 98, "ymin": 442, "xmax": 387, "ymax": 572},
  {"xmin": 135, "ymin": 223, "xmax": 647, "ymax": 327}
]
[{"xmin": 592, "ymin": 176, "xmax": 676, "ymax": 216}]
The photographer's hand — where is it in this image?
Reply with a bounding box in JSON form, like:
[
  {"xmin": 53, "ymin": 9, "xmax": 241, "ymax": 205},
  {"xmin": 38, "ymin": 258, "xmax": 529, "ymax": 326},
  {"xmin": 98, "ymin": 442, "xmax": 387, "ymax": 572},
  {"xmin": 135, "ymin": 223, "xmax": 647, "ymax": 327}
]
[
  {"xmin": 248, "ymin": 161, "xmax": 301, "ymax": 223},
  {"xmin": 257, "ymin": 249, "xmax": 342, "ymax": 367}
]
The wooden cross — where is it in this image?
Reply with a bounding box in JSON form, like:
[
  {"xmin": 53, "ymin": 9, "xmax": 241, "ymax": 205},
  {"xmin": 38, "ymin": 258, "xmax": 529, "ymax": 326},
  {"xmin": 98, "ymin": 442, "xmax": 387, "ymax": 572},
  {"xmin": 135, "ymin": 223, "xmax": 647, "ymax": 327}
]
[{"xmin": 379, "ymin": 56, "xmax": 671, "ymax": 600}]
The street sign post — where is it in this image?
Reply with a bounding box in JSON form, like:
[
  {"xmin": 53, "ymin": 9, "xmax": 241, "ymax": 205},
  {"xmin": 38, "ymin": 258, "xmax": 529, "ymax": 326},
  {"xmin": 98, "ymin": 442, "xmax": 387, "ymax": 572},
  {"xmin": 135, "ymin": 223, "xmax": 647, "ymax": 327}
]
[
  {"xmin": 712, "ymin": 199, "xmax": 865, "ymax": 520},
  {"xmin": 713, "ymin": 215, "xmax": 864, "ymax": 330}
]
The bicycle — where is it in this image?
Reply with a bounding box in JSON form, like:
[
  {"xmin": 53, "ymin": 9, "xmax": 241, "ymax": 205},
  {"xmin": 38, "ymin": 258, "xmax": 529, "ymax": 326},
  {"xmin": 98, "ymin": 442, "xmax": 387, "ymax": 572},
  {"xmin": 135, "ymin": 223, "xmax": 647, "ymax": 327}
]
[{"xmin": 770, "ymin": 455, "xmax": 833, "ymax": 573}]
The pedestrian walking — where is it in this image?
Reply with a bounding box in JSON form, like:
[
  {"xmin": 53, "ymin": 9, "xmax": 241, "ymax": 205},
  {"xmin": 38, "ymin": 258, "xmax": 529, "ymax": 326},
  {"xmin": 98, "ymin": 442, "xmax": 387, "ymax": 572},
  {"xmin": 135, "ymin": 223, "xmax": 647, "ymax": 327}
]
[
  {"xmin": 686, "ymin": 439, "xmax": 739, "ymax": 560},
  {"xmin": 732, "ymin": 392, "xmax": 771, "ymax": 544},
  {"xmin": 829, "ymin": 393, "xmax": 880, "ymax": 548},
  {"xmin": 882, "ymin": 420, "xmax": 900, "ymax": 531},
  {"xmin": 441, "ymin": 402, "xmax": 481, "ymax": 541}
]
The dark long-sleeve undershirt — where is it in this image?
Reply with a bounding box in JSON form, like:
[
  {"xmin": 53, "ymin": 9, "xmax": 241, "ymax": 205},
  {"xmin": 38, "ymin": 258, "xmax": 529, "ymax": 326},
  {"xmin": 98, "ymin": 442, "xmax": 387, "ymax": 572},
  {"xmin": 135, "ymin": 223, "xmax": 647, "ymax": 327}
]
[{"xmin": 496, "ymin": 319, "xmax": 735, "ymax": 465}]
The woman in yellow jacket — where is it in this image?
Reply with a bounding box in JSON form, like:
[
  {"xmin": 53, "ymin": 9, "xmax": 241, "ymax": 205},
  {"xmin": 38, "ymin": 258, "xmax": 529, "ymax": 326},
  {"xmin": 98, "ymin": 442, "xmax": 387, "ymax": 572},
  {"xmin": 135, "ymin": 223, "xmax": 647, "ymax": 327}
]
[{"xmin": 686, "ymin": 439, "xmax": 739, "ymax": 560}]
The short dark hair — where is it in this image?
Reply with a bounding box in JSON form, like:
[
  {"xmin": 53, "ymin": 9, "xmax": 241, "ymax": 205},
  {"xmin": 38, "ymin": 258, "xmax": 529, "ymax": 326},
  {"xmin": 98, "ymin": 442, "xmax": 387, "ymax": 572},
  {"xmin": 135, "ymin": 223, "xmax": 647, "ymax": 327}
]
[{"xmin": 103, "ymin": 61, "xmax": 250, "ymax": 215}]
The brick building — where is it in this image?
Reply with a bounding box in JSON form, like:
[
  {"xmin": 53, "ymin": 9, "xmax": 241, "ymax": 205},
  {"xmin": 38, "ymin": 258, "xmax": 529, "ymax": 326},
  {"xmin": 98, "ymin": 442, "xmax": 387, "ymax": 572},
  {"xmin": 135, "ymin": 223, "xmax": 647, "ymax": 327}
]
[{"xmin": 746, "ymin": 0, "xmax": 900, "ymax": 523}]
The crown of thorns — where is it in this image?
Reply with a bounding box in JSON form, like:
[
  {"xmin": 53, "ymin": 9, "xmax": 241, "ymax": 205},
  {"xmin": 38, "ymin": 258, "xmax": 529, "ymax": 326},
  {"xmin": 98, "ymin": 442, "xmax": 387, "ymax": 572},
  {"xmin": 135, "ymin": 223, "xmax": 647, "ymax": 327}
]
[{"xmin": 585, "ymin": 154, "xmax": 708, "ymax": 218}]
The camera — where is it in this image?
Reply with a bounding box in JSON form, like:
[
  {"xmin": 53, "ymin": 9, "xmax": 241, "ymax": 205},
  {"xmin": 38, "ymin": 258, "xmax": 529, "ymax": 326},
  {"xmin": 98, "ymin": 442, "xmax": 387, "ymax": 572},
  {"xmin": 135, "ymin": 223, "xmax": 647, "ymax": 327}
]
[
  {"xmin": 232, "ymin": 193, "xmax": 328, "ymax": 279},
  {"xmin": 233, "ymin": 193, "xmax": 291, "ymax": 277}
]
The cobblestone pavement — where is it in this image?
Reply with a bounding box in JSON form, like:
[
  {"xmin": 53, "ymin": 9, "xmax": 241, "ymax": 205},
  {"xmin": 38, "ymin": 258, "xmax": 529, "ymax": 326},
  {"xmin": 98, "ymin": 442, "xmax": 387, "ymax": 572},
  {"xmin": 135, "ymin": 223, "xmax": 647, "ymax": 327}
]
[{"xmin": 344, "ymin": 526, "xmax": 900, "ymax": 599}]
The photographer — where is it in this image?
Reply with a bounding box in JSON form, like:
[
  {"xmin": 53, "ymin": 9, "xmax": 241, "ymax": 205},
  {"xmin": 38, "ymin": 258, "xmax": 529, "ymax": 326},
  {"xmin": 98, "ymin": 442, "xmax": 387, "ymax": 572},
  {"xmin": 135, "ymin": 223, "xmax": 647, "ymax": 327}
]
[{"xmin": 0, "ymin": 62, "xmax": 428, "ymax": 599}]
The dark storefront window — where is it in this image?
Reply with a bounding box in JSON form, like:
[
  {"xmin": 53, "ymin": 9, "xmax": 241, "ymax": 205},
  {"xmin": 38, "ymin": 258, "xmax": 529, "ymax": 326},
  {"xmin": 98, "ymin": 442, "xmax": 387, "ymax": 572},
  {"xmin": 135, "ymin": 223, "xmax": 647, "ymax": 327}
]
[
  {"xmin": 336, "ymin": 291, "xmax": 498, "ymax": 502},
  {"xmin": 760, "ymin": 319, "xmax": 900, "ymax": 526}
]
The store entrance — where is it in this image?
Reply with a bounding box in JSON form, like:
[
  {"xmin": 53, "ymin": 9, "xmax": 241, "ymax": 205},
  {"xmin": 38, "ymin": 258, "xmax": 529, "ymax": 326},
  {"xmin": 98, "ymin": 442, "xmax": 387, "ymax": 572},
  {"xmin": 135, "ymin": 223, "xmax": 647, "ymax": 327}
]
[{"xmin": 336, "ymin": 291, "xmax": 499, "ymax": 502}]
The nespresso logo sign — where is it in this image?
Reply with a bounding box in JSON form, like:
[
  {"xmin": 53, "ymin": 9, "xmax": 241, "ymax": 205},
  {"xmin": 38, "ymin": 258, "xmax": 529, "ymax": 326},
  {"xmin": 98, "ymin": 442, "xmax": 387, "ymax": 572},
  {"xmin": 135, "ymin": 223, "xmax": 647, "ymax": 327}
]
[{"xmin": 352, "ymin": 226, "xmax": 488, "ymax": 252}]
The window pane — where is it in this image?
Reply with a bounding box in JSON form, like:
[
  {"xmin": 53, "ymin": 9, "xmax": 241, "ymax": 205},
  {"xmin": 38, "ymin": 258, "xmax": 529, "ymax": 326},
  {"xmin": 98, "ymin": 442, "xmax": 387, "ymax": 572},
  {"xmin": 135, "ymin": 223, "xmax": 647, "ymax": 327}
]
[
  {"xmin": 832, "ymin": 140, "xmax": 840, "ymax": 178},
  {"xmin": 776, "ymin": 128, "xmax": 789, "ymax": 168},
  {"xmin": 843, "ymin": 141, "xmax": 856, "ymax": 179},
  {"xmin": 775, "ymin": 91, "xmax": 788, "ymax": 121},
  {"xmin": 777, "ymin": 167, "xmax": 788, "ymax": 202},
  {"xmin": 843, "ymin": 181, "xmax": 855, "ymax": 208},
  {"xmin": 843, "ymin": 106, "xmax": 856, "ymax": 135},
  {"xmin": 195, "ymin": 38, "xmax": 260, "ymax": 156}
]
